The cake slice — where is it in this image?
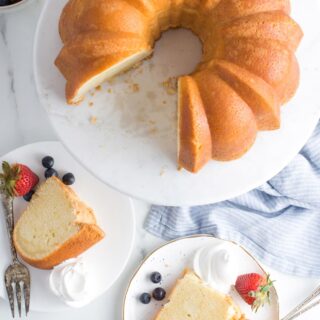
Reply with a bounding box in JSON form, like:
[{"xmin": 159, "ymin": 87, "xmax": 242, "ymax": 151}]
[
  {"xmin": 13, "ymin": 177, "xmax": 105, "ymax": 270},
  {"xmin": 154, "ymin": 269, "xmax": 245, "ymax": 320}
]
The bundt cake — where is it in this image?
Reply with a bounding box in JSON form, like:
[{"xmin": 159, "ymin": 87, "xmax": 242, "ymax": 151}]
[{"xmin": 55, "ymin": 0, "xmax": 303, "ymax": 173}]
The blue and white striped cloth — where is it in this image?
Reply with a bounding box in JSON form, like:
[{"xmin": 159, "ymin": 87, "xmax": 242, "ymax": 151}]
[{"xmin": 145, "ymin": 122, "xmax": 320, "ymax": 277}]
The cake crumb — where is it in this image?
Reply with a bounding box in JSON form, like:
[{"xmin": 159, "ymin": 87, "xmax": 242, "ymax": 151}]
[
  {"xmin": 107, "ymin": 88, "xmax": 113, "ymax": 94},
  {"xmin": 146, "ymin": 91, "xmax": 156, "ymax": 100},
  {"xmin": 160, "ymin": 166, "xmax": 167, "ymax": 176},
  {"xmin": 95, "ymin": 85, "xmax": 102, "ymax": 91},
  {"xmin": 130, "ymin": 83, "xmax": 140, "ymax": 93},
  {"xmin": 162, "ymin": 77, "xmax": 177, "ymax": 95},
  {"xmin": 107, "ymin": 78, "xmax": 115, "ymax": 85},
  {"xmin": 89, "ymin": 116, "xmax": 97, "ymax": 124},
  {"xmin": 132, "ymin": 61, "xmax": 143, "ymax": 70},
  {"xmin": 149, "ymin": 63, "xmax": 155, "ymax": 71},
  {"xmin": 88, "ymin": 102, "xmax": 94, "ymax": 108},
  {"xmin": 162, "ymin": 100, "xmax": 167, "ymax": 105},
  {"xmin": 148, "ymin": 127, "xmax": 157, "ymax": 135}
]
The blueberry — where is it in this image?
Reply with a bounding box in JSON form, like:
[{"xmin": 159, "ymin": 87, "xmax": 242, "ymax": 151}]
[
  {"xmin": 62, "ymin": 173, "xmax": 75, "ymax": 185},
  {"xmin": 45, "ymin": 168, "xmax": 59, "ymax": 179},
  {"xmin": 150, "ymin": 272, "xmax": 162, "ymax": 284},
  {"xmin": 152, "ymin": 288, "xmax": 166, "ymax": 301},
  {"xmin": 23, "ymin": 190, "xmax": 35, "ymax": 202},
  {"xmin": 42, "ymin": 156, "xmax": 54, "ymax": 169},
  {"xmin": 139, "ymin": 293, "xmax": 151, "ymax": 304}
]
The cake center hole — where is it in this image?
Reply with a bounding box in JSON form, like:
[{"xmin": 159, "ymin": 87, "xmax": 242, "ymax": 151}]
[
  {"xmin": 153, "ymin": 28, "xmax": 203, "ymax": 78},
  {"xmin": 92, "ymin": 29, "xmax": 203, "ymax": 163}
]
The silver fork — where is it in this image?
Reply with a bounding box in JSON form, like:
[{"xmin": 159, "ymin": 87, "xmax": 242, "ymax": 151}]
[
  {"xmin": 1, "ymin": 193, "xmax": 31, "ymax": 318},
  {"xmin": 281, "ymin": 284, "xmax": 320, "ymax": 320}
]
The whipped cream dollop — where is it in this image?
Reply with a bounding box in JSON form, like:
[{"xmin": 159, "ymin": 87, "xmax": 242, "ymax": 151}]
[
  {"xmin": 49, "ymin": 258, "xmax": 92, "ymax": 307},
  {"xmin": 193, "ymin": 243, "xmax": 238, "ymax": 293}
]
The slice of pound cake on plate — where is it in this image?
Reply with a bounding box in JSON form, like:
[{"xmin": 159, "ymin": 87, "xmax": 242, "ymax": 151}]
[
  {"xmin": 154, "ymin": 269, "xmax": 245, "ymax": 320},
  {"xmin": 13, "ymin": 177, "xmax": 105, "ymax": 269}
]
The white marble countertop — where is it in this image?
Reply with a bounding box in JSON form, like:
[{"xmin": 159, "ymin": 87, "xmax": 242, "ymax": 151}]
[{"xmin": 0, "ymin": 1, "xmax": 319, "ymax": 319}]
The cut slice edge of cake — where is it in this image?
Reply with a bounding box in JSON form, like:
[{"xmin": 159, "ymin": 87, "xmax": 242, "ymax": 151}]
[
  {"xmin": 13, "ymin": 177, "xmax": 105, "ymax": 270},
  {"xmin": 154, "ymin": 269, "xmax": 245, "ymax": 320}
]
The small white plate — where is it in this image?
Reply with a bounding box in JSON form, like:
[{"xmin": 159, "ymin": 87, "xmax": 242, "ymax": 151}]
[
  {"xmin": 123, "ymin": 236, "xmax": 279, "ymax": 320},
  {"xmin": 34, "ymin": 0, "xmax": 320, "ymax": 206},
  {"xmin": 0, "ymin": 141, "xmax": 136, "ymax": 312}
]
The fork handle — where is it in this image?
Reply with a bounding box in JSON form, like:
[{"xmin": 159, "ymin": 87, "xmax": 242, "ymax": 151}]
[
  {"xmin": 282, "ymin": 285, "xmax": 320, "ymax": 320},
  {"xmin": 1, "ymin": 194, "xmax": 18, "ymax": 262}
]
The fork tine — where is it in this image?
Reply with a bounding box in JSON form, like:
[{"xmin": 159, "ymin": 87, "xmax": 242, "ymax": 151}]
[
  {"xmin": 16, "ymin": 281, "xmax": 22, "ymax": 318},
  {"xmin": 5, "ymin": 282, "xmax": 15, "ymax": 318},
  {"xmin": 23, "ymin": 280, "xmax": 30, "ymax": 316}
]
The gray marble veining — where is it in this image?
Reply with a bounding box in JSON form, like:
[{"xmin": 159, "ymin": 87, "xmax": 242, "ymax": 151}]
[{"xmin": 0, "ymin": 17, "xmax": 8, "ymax": 45}]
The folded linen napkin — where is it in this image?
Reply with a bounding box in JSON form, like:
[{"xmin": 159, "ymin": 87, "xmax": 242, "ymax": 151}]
[{"xmin": 145, "ymin": 122, "xmax": 320, "ymax": 277}]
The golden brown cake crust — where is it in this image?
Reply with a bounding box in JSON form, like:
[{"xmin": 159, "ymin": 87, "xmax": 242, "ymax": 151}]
[
  {"xmin": 195, "ymin": 70, "xmax": 257, "ymax": 161},
  {"xmin": 56, "ymin": 0, "xmax": 303, "ymax": 172},
  {"xmin": 15, "ymin": 224, "xmax": 104, "ymax": 270},
  {"xmin": 55, "ymin": 31, "xmax": 151, "ymax": 104},
  {"xmin": 204, "ymin": 59, "xmax": 281, "ymax": 130}
]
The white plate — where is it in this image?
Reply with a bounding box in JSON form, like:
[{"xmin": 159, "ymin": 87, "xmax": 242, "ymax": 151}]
[
  {"xmin": 123, "ymin": 236, "xmax": 279, "ymax": 320},
  {"xmin": 34, "ymin": 0, "xmax": 320, "ymax": 206},
  {"xmin": 0, "ymin": 142, "xmax": 135, "ymax": 312}
]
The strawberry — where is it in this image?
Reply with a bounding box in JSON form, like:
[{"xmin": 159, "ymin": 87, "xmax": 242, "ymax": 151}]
[
  {"xmin": 0, "ymin": 161, "xmax": 39, "ymax": 197},
  {"xmin": 235, "ymin": 273, "xmax": 274, "ymax": 312}
]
